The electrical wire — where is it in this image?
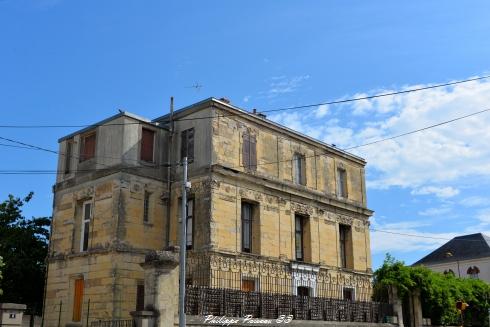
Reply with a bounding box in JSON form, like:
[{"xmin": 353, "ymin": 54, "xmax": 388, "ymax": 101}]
[
  {"xmin": 0, "ymin": 75, "xmax": 488, "ymax": 128},
  {"xmin": 370, "ymin": 228, "xmax": 486, "ymax": 243}
]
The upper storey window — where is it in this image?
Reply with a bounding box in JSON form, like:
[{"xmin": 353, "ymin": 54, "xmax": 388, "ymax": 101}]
[
  {"xmin": 140, "ymin": 128, "xmax": 155, "ymax": 163},
  {"xmin": 337, "ymin": 168, "xmax": 348, "ymax": 198},
  {"xmin": 79, "ymin": 132, "xmax": 96, "ymax": 162},
  {"xmin": 293, "ymin": 153, "xmax": 306, "ymax": 186},
  {"xmin": 181, "ymin": 128, "xmax": 194, "ymax": 162},
  {"xmin": 64, "ymin": 139, "xmax": 73, "ymax": 174},
  {"xmin": 242, "ymin": 132, "xmax": 257, "ymax": 171}
]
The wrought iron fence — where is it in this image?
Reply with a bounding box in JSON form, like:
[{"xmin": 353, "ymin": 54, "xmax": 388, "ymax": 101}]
[
  {"xmin": 185, "ymin": 252, "xmax": 393, "ymax": 322},
  {"xmin": 90, "ymin": 320, "xmax": 135, "ymax": 327},
  {"xmin": 185, "ymin": 286, "xmax": 393, "ymax": 323}
]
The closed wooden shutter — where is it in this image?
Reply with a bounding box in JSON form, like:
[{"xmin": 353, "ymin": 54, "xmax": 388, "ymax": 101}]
[
  {"xmin": 140, "ymin": 128, "xmax": 155, "ymax": 162},
  {"xmin": 241, "ymin": 280, "xmax": 255, "ymax": 292},
  {"xmin": 242, "ymin": 133, "xmax": 250, "ymax": 168},
  {"xmin": 72, "ymin": 278, "xmax": 84, "ymax": 322},
  {"xmin": 249, "ymin": 135, "xmax": 257, "ymax": 171},
  {"xmin": 81, "ymin": 133, "xmax": 96, "ymax": 162}
]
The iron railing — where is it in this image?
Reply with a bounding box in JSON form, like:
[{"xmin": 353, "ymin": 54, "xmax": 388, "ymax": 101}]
[
  {"xmin": 90, "ymin": 320, "xmax": 134, "ymax": 327},
  {"xmin": 185, "ymin": 286, "xmax": 393, "ymax": 322},
  {"xmin": 184, "ymin": 252, "xmax": 393, "ymax": 322}
]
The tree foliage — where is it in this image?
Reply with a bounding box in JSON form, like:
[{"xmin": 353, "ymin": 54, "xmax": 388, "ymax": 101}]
[
  {"xmin": 374, "ymin": 254, "xmax": 490, "ymax": 326},
  {"xmin": 0, "ymin": 192, "xmax": 50, "ymax": 313}
]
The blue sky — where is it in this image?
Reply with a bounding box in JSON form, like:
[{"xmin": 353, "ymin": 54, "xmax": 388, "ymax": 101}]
[{"xmin": 1, "ymin": 1, "xmax": 490, "ymax": 268}]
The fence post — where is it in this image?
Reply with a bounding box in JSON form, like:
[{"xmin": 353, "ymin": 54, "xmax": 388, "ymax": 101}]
[
  {"xmin": 58, "ymin": 300, "xmax": 62, "ymax": 327},
  {"xmin": 86, "ymin": 299, "xmax": 90, "ymax": 327}
]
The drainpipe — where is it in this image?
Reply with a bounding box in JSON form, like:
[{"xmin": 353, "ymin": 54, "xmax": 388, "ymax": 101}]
[{"xmin": 165, "ymin": 97, "xmax": 174, "ymax": 247}]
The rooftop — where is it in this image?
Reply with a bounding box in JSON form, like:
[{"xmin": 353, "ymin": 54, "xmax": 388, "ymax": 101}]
[{"xmin": 412, "ymin": 233, "xmax": 490, "ymax": 266}]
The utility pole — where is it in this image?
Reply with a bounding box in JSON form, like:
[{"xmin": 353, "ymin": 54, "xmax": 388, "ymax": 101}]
[{"xmin": 179, "ymin": 157, "xmax": 189, "ymax": 327}]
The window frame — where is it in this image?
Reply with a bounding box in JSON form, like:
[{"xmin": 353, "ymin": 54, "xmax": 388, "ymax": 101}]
[
  {"xmin": 143, "ymin": 191, "xmax": 151, "ymax": 223},
  {"xmin": 294, "ymin": 214, "xmax": 305, "ymax": 261},
  {"xmin": 140, "ymin": 128, "xmax": 156, "ymax": 163},
  {"xmin": 79, "ymin": 131, "xmax": 96, "ymax": 162},
  {"xmin": 337, "ymin": 167, "xmax": 348, "ymax": 198},
  {"xmin": 80, "ymin": 201, "xmax": 92, "ymax": 252},
  {"xmin": 293, "ymin": 153, "xmax": 306, "ymax": 185},
  {"xmin": 339, "ymin": 224, "xmax": 351, "ymax": 269},
  {"xmin": 241, "ymin": 201, "xmax": 254, "ymax": 253}
]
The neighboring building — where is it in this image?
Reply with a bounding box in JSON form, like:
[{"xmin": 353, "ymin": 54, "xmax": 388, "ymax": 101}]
[
  {"xmin": 43, "ymin": 98, "xmax": 374, "ymax": 326},
  {"xmin": 412, "ymin": 233, "xmax": 490, "ymax": 282}
]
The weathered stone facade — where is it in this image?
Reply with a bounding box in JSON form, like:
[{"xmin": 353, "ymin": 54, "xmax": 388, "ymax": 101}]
[{"xmin": 43, "ymin": 98, "xmax": 373, "ymax": 326}]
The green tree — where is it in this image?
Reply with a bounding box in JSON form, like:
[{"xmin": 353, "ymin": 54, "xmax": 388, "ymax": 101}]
[
  {"xmin": 374, "ymin": 254, "xmax": 490, "ymax": 326},
  {"xmin": 0, "ymin": 193, "xmax": 50, "ymax": 314},
  {"xmin": 0, "ymin": 256, "xmax": 4, "ymax": 296}
]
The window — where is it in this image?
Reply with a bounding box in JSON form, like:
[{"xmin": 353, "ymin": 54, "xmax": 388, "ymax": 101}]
[
  {"xmin": 343, "ymin": 287, "xmax": 355, "ymax": 301},
  {"xmin": 241, "ymin": 279, "xmax": 256, "ymax": 292},
  {"xmin": 467, "ymin": 266, "xmax": 480, "ymax": 279},
  {"xmin": 242, "ymin": 132, "xmax": 257, "ymax": 170},
  {"xmin": 337, "ymin": 168, "xmax": 348, "ymax": 198},
  {"xmin": 79, "ymin": 132, "xmax": 96, "ymax": 162},
  {"xmin": 72, "ymin": 278, "xmax": 84, "ymax": 322},
  {"xmin": 241, "ymin": 202, "xmax": 253, "ymax": 253},
  {"xmin": 140, "ymin": 128, "xmax": 155, "ymax": 162},
  {"xmin": 297, "ymin": 286, "xmax": 310, "ymax": 297},
  {"xmin": 136, "ymin": 282, "xmax": 145, "ymax": 311},
  {"xmin": 295, "ymin": 215, "xmax": 305, "ymax": 261},
  {"xmin": 80, "ymin": 201, "xmax": 92, "ymax": 252},
  {"xmin": 143, "ymin": 191, "xmax": 150, "ymax": 223},
  {"xmin": 186, "ymin": 199, "xmax": 194, "ymax": 249},
  {"xmin": 181, "ymin": 128, "xmax": 194, "ymax": 162},
  {"xmin": 339, "ymin": 224, "xmax": 351, "ymax": 269},
  {"xmin": 64, "ymin": 140, "xmax": 73, "ymax": 174},
  {"xmin": 293, "ymin": 153, "xmax": 306, "ymax": 185}
]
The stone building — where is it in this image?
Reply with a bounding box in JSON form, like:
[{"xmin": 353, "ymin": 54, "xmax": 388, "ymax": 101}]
[{"xmin": 43, "ymin": 98, "xmax": 374, "ymax": 326}]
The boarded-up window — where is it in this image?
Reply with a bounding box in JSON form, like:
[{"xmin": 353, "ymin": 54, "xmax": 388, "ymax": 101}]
[
  {"xmin": 186, "ymin": 199, "xmax": 194, "ymax": 249},
  {"xmin": 337, "ymin": 168, "xmax": 348, "ymax": 198},
  {"xmin": 64, "ymin": 140, "xmax": 73, "ymax": 174},
  {"xmin": 181, "ymin": 128, "xmax": 194, "ymax": 162},
  {"xmin": 140, "ymin": 128, "xmax": 155, "ymax": 162},
  {"xmin": 241, "ymin": 279, "xmax": 256, "ymax": 292},
  {"xmin": 293, "ymin": 153, "xmax": 306, "ymax": 185},
  {"xmin": 136, "ymin": 283, "xmax": 145, "ymax": 311},
  {"xmin": 72, "ymin": 278, "xmax": 84, "ymax": 322},
  {"xmin": 242, "ymin": 133, "xmax": 257, "ymax": 170},
  {"xmin": 80, "ymin": 132, "xmax": 96, "ymax": 162}
]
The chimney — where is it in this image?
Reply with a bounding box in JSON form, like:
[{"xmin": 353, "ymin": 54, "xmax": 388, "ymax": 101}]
[
  {"xmin": 252, "ymin": 108, "xmax": 267, "ymax": 119},
  {"xmin": 219, "ymin": 97, "xmax": 231, "ymax": 104}
]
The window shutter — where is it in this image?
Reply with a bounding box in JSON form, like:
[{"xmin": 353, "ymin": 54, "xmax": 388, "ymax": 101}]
[
  {"xmin": 72, "ymin": 278, "xmax": 84, "ymax": 322},
  {"xmin": 82, "ymin": 133, "xmax": 96, "ymax": 161},
  {"xmin": 250, "ymin": 135, "xmax": 257, "ymax": 171},
  {"xmin": 140, "ymin": 129, "xmax": 155, "ymax": 162},
  {"xmin": 242, "ymin": 133, "xmax": 250, "ymax": 168},
  {"xmin": 300, "ymin": 155, "xmax": 306, "ymax": 185}
]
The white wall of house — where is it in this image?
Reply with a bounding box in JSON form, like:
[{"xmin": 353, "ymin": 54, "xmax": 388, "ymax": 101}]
[{"xmin": 423, "ymin": 257, "xmax": 490, "ymax": 282}]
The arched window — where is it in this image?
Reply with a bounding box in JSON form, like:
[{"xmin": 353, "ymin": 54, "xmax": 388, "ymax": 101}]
[
  {"xmin": 467, "ymin": 266, "xmax": 480, "ymax": 279},
  {"xmin": 444, "ymin": 269, "xmax": 455, "ymax": 276}
]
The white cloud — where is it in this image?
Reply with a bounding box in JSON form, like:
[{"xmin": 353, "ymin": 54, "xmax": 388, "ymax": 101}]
[
  {"xmin": 264, "ymin": 75, "xmax": 310, "ymax": 98},
  {"xmin": 243, "ymin": 96, "xmax": 251, "ymax": 103},
  {"xmin": 418, "ymin": 207, "xmax": 452, "ymax": 216},
  {"xmin": 315, "ymin": 104, "xmax": 329, "ymax": 118},
  {"xmin": 411, "ymin": 186, "xmax": 460, "ymax": 198},
  {"xmin": 460, "ymin": 196, "xmax": 489, "ymax": 207}
]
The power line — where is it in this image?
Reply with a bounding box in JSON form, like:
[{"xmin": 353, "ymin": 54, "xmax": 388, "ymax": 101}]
[
  {"xmin": 370, "ymin": 228, "xmax": 486, "ymax": 243},
  {"xmin": 0, "ymin": 75, "xmax": 488, "ymax": 128},
  {"xmin": 2, "ymin": 105, "xmax": 490, "ymax": 172}
]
